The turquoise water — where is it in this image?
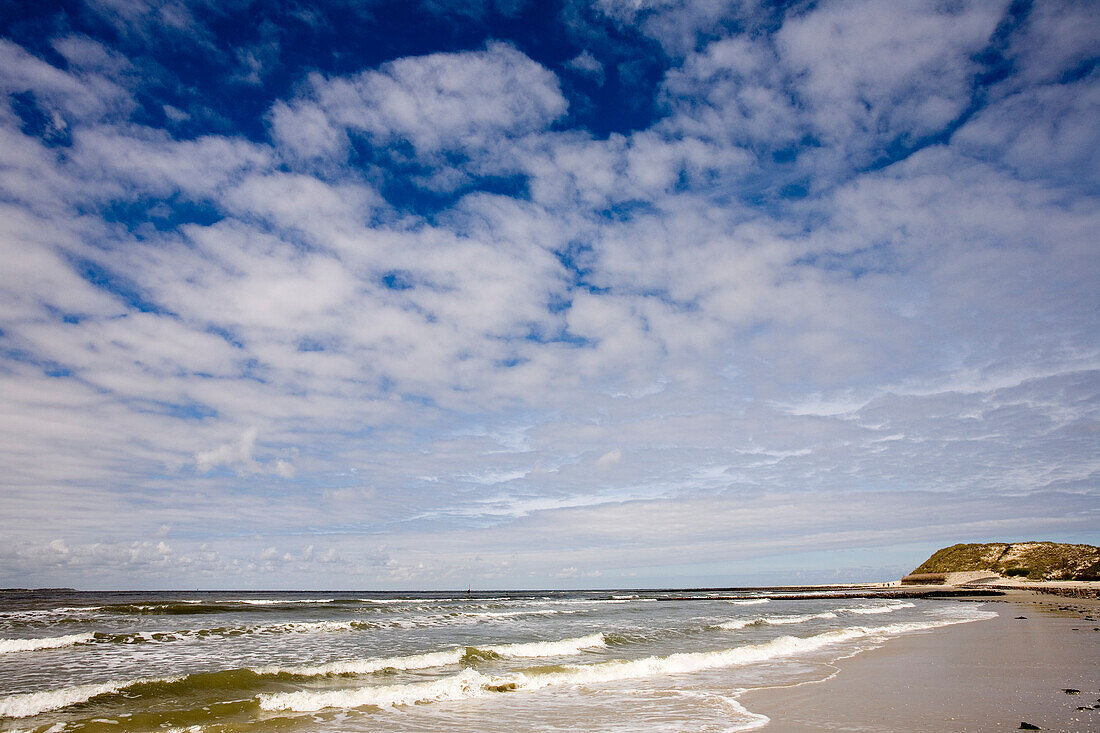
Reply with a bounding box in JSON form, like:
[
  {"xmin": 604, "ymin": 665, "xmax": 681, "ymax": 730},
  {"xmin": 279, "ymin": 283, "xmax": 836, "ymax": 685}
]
[{"xmin": 0, "ymin": 589, "xmax": 994, "ymax": 731}]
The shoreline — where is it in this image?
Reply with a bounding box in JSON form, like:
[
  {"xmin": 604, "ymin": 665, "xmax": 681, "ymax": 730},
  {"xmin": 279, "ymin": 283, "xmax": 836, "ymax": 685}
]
[{"xmin": 738, "ymin": 590, "xmax": 1099, "ymax": 731}]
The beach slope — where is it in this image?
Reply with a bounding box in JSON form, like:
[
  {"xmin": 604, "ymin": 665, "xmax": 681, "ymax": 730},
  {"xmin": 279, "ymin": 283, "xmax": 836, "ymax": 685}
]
[{"xmin": 739, "ymin": 592, "xmax": 1099, "ymax": 731}]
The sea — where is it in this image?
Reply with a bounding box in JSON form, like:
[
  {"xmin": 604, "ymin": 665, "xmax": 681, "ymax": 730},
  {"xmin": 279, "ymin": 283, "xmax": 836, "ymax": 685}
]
[{"xmin": 0, "ymin": 588, "xmax": 996, "ymax": 732}]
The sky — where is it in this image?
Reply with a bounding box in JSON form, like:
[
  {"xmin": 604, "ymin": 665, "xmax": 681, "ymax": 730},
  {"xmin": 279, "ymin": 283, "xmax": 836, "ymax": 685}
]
[{"xmin": 0, "ymin": 0, "xmax": 1097, "ymax": 590}]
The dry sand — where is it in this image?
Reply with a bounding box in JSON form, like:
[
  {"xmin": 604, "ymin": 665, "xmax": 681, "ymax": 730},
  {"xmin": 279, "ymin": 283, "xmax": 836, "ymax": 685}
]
[{"xmin": 739, "ymin": 591, "xmax": 1100, "ymax": 732}]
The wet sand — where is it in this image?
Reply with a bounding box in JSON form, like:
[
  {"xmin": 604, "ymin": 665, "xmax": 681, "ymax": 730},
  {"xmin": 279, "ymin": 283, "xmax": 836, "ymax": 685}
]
[{"xmin": 739, "ymin": 592, "xmax": 1100, "ymax": 732}]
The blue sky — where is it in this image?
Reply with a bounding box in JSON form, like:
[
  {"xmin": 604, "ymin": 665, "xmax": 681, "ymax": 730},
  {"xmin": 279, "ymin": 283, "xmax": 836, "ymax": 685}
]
[{"xmin": 0, "ymin": 0, "xmax": 1097, "ymax": 590}]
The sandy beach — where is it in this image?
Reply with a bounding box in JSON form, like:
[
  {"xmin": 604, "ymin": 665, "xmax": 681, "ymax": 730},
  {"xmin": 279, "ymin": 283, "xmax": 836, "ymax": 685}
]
[{"xmin": 740, "ymin": 591, "xmax": 1100, "ymax": 732}]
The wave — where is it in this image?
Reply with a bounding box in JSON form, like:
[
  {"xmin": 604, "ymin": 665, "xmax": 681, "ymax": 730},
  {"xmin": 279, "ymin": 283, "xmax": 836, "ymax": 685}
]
[
  {"xmin": 1, "ymin": 613, "xmax": 995, "ymax": 720},
  {"xmin": 459, "ymin": 608, "xmax": 584, "ymax": 619},
  {"xmin": 0, "ymin": 679, "xmax": 148, "ymax": 719},
  {"xmin": 0, "ymin": 619, "xmax": 365, "ymax": 655},
  {"xmin": 258, "ymin": 614, "xmax": 994, "ymax": 713},
  {"xmin": 717, "ymin": 612, "xmax": 838, "ymax": 630},
  {"xmin": 3, "ymin": 605, "xmax": 106, "ymax": 615},
  {"xmin": 234, "ymin": 598, "xmax": 337, "ymax": 605},
  {"xmin": 483, "ymin": 633, "xmax": 606, "ymax": 658},
  {"xmin": 847, "ymin": 601, "xmax": 915, "ymax": 615},
  {"xmin": 100, "ymin": 603, "xmax": 243, "ymax": 615},
  {"xmin": 259, "ymin": 667, "xmax": 492, "ymax": 712},
  {"xmin": 0, "ymin": 668, "xmax": 266, "ymax": 719},
  {"xmin": 0, "ymin": 633, "xmax": 95, "ymax": 654},
  {"xmin": 93, "ymin": 600, "xmax": 345, "ymax": 615},
  {"xmin": 532, "ymin": 599, "xmax": 630, "ymax": 606},
  {"xmin": 94, "ymin": 620, "xmax": 360, "ymax": 645},
  {"xmin": 356, "ymin": 596, "xmax": 513, "ymax": 605},
  {"xmin": 252, "ymin": 632, "xmax": 607, "ymax": 677},
  {"xmin": 727, "ymin": 599, "xmax": 770, "ymax": 606},
  {"xmin": 254, "ymin": 648, "xmax": 467, "ymax": 678},
  {"xmin": 367, "ymin": 608, "xmax": 593, "ymax": 630},
  {"xmin": 0, "ymin": 632, "xmax": 607, "ymax": 718},
  {"xmin": 717, "ymin": 601, "xmax": 916, "ymax": 630},
  {"xmin": 0, "ymin": 606, "xmax": 105, "ymax": 624}
]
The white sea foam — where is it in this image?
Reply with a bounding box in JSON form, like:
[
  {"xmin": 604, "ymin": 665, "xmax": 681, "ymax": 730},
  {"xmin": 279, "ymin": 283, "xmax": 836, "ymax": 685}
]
[
  {"xmin": 259, "ymin": 668, "xmax": 493, "ymax": 712},
  {"xmin": 518, "ymin": 631, "xmax": 862, "ymax": 689},
  {"xmin": 0, "ymin": 633, "xmax": 95, "ymax": 654},
  {"xmin": 90, "ymin": 620, "xmax": 358, "ymax": 646},
  {"xmin": 623, "ymin": 689, "xmax": 771, "ymax": 732},
  {"xmin": 267, "ymin": 621, "xmax": 356, "ymax": 633},
  {"xmin": 259, "ymin": 614, "xmax": 996, "ymax": 714},
  {"xmin": 717, "ymin": 611, "xmax": 838, "ymax": 630},
  {"xmin": 846, "ymin": 602, "xmax": 915, "ymax": 615},
  {"xmin": 727, "ymin": 599, "xmax": 770, "ymax": 606},
  {"xmin": 251, "ymin": 633, "xmax": 606, "ymax": 678},
  {"xmin": 356, "ymin": 596, "xmax": 510, "ymax": 604},
  {"xmin": 0, "ymin": 619, "xmax": 362, "ymax": 653},
  {"xmin": 524, "ymin": 614, "xmax": 994, "ymax": 685},
  {"xmin": 234, "ymin": 599, "xmax": 336, "ymax": 605},
  {"xmin": 460, "ymin": 609, "xmax": 582, "ymax": 619},
  {"xmin": 766, "ymin": 612, "xmax": 838, "ymax": 624},
  {"xmin": 534, "ymin": 599, "xmax": 629, "ymax": 606},
  {"xmin": 382, "ymin": 608, "xmax": 587, "ymax": 629},
  {"xmin": 484, "ymin": 632, "xmax": 606, "ymax": 658},
  {"xmin": 0, "ymin": 606, "xmax": 103, "ymax": 618},
  {"xmin": 0, "ymin": 679, "xmax": 146, "ymax": 718},
  {"xmin": 720, "ymin": 695, "xmax": 771, "ymax": 731},
  {"xmin": 255, "ymin": 648, "xmax": 468, "ymax": 677}
]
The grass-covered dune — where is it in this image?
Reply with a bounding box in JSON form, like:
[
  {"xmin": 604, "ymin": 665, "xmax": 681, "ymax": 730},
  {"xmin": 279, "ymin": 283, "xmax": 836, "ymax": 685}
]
[{"xmin": 911, "ymin": 542, "xmax": 1100, "ymax": 581}]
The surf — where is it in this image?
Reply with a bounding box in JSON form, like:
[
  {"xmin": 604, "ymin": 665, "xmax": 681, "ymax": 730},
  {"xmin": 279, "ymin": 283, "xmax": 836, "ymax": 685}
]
[{"xmin": 258, "ymin": 613, "xmax": 996, "ymax": 713}]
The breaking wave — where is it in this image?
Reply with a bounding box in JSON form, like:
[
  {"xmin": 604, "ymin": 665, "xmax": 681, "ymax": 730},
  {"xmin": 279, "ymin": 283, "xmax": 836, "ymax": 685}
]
[
  {"xmin": 0, "ymin": 610, "xmax": 995, "ymax": 720},
  {"xmin": 717, "ymin": 601, "xmax": 916, "ymax": 630},
  {"xmin": 0, "ymin": 633, "xmax": 606, "ymax": 718},
  {"xmin": 0, "ymin": 620, "xmax": 367, "ymax": 656},
  {"xmin": 0, "ymin": 679, "xmax": 153, "ymax": 719},
  {"xmin": 717, "ymin": 612, "xmax": 838, "ymax": 630},
  {"xmin": 258, "ymin": 614, "xmax": 995, "ymax": 713},
  {"xmin": 847, "ymin": 601, "xmax": 916, "ymax": 615},
  {"xmin": 251, "ymin": 632, "xmax": 607, "ymax": 677},
  {"xmin": 234, "ymin": 598, "xmax": 337, "ymax": 605},
  {"xmin": 0, "ymin": 633, "xmax": 95, "ymax": 654}
]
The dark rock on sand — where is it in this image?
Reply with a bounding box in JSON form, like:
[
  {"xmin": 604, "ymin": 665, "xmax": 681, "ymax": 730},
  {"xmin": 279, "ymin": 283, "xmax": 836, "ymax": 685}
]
[
  {"xmin": 1015, "ymin": 615, "xmax": 1027, "ymax": 619},
  {"xmin": 1062, "ymin": 688, "xmax": 1080, "ymax": 695},
  {"xmin": 1019, "ymin": 722, "xmax": 1040, "ymax": 730}
]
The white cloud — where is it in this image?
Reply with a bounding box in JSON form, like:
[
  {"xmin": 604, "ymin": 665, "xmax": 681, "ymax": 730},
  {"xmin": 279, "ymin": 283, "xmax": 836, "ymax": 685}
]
[
  {"xmin": 597, "ymin": 448, "xmax": 622, "ymax": 467},
  {"xmin": 953, "ymin": 78, "xmax": 1100, "ymax": 189},
  {"xmin": 0, "ymin": 0, "xmax": 1096, "ymax": 588},
  {"xmin": 73, "ymin": 127, "xmax": 271, "ymax": 198},
  {"xmin": 272, "ymin": 42, "xmax": 567, "ymax": 161},
  {"xmin": 776, "ymin": 0, "xmax": 1006, "ymax": 153},
  {"xmin": 195, "ymin": 428, "xmax": 292, "ymax": 477},
  {"xmin": 1004, "ymin": 0, "xmax": 1100, "ymax": 86},
  {"xmin": 566, "ymin": 50, "xmax": 605, "ymax": 84}
]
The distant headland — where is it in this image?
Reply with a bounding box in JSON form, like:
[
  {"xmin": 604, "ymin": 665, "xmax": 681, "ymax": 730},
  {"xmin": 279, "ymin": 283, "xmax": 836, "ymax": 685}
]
[
  {"xmin": 901, "ymin": 541, "xmax": 1099, "ymax": 598},
  {"xmin": 909, "ymin": 541, "xmax": 1099, "ymax": 580}
]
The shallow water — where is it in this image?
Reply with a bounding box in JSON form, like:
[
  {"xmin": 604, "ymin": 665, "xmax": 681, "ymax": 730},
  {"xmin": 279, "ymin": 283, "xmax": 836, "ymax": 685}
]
[{"xmin": 0, "ymin": 589, "xmax": 995, "ymax": 731}]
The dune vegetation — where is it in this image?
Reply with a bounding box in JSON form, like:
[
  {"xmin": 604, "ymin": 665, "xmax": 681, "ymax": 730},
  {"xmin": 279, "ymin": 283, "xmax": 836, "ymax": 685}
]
[{"xmin": 912, "ymin": 542, "xmax": 1100, "ymax": 581}]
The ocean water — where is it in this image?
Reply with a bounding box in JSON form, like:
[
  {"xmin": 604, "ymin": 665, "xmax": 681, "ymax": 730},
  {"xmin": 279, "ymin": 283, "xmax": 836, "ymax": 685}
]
[{"xmin": 0, "ymin": 589, "xmax": 996, "ymax": 732}]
